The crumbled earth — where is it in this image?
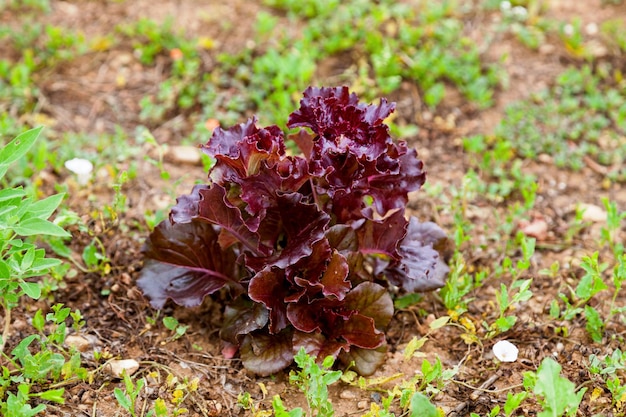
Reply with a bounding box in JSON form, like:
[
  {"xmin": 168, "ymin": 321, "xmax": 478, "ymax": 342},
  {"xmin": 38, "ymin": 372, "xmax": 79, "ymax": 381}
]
[{"xmin": 3, "ymin": 1, "xmax": 626, "ymax": 416}]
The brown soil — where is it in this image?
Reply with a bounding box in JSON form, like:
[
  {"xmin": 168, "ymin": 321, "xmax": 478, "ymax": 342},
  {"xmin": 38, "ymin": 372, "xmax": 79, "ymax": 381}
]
[{"xmin": 3, "ymin": 1, "xmax": 626, "ymax": 416}]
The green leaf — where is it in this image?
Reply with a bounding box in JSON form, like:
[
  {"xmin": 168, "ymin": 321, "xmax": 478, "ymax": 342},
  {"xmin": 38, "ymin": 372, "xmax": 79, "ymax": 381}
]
[
  {"xmin": 272, "ymin": 395, "xmax": 304, "ymax": 417},
  {"xmin": 429, "ymin": 316, "xmax": 450, "ymax": 330},
  {"xmin": 0, "ymin": 187, "xmax": 26, "ymax": 203},
  {"xmin": 404, "ymin": 336, "xmax": 428, "ymax": 360},
  {"xmin": 20, "ymin": 281, "xmax": 42, "ymax": 300},
  {"xmin": 114, "ymin": 388, "xmax": 132, "ymax": 411},
  {"xmin": 424, "ymin": 82, "xmax": 445, "ymax": 107},
  {"xmin": 575, "ymin": 253, "xmax": 608, "ymax": 301},
  {"xmin": 0, "ymin": 259, "xmax": 11, "ymax": 278},
  {"xmin": 14, "ymin": 218, "xmax": 71, "ymax": 237},
  {"xmin": 32, "ymin": 309, "xmax": 45, "ymax": 332},
  {"xmin": 408, "ymin": 392, "xmax": 438, "ymax": 417},
  {"xmin": 504, "ymin": 391, "xmax": 528, "ymax": 416},
  {"xmin": 394, "ymin": 292, "xmax": 423, "ymax": 309},
  {"xmin": 495, "ymin": 315, "xmax": 516, "ymax": 332},
  {"xmin": 6, "ymin": 391, "xmax": 46, "ymax": 417},
  {"xmin": 0, "ymin": 127, "xmax": 43, "ymax": 180},
  {"xmin": 21, "ymin": 247, "xmax": 36, "ymax": 271},
  {"xmin": 584, "ymin": 305, "xmax": 604, "ymax": 343},
  {"xmin": 11, "ymin": 334, "xmax": 38, "ymax": 359},
  {"xmin": 82, "ymin": 243, "xmax": 99, "ymax": 267},
  {"xmin": 36, "ymin": 388, "xmax": 65, "ymax": 404},
  {"xmin": 29, "ymin": 257, "xmax": 62, "ymax": 273},
  {"xmin": 21, "ymin": 193, "xmax": 65, "ymax": 221},
  {"xmin": 162, "ymin": 316, "xmax": 179, "ymax": 331},
  {"xmin": 534, "ymin": 358, "xmax": 585, "ymax": 417}
]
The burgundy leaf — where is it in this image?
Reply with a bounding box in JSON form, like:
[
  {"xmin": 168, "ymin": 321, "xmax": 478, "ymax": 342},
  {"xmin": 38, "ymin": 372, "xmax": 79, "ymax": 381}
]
[
  {"xmin": 339, "ymin": 313, "xmax": 385, "ymax": 349},
  {"xmin": 138, "ymin": 219, "xmax": 243, "ymax": 308},
  {"xmin": 289, "ymin": 129, "xmax": 315, "ymax": 160},
  {"xmin": 170, "ymin": 184, "xmax": 208, "ymax": 224},
  {"xmin": 365, "ymin": 144, "xmax": 426, "ymax": 215},
  {"xmin": 202, "ymin": 118, "xmax": 286, "ymax": 184},
  {"xmin": 245, "ymin": 193, "xmax": 330, "ymax": 271},
  {"xmin": 140, "ymin": 86, "xmax": 448, "ymax": 377},
  {"xmin": 195, "ymin": 184, "xmax": 271, "ymax": 255},
  {"xmin": 343, "ymin": 282, "xmax": 394, "ymax": 329},
  {"xmin": 219, "ymin": 299, "xmax": 269, "ymax": 345},
  {"xmin": 290, "ymin": 238, "xmax": 333, "ymax": 286},
  {"xmin": 240, "ymin": 329, "xmax": 294, "ymax": 376},
  {"xmin": 288, "ymin": 86, "xmax": 395, "ymax": 161},
  {"xmin": 248, "ymin": 267, "xmax": 291, "ymax": 334},
  {"xmin": 319, "ymin": 251, "xmax": 351, "ymax": 300},
  {"xmin": 239, "ymin": 157, "xmax": 311, "ymax": 216},
  {"xmin": 354, "ymin": 210, "xmax": 407, "ymax": 260},
  {"xmin": 339, "ymin": 344, "xmax": 388, "ymax": 376},
  {"xmin": 287, "ymin": 298, "xmax": 343, "ymax": 335},
  {"xmin": 326, "ymin": 225, "xmax": 358, "ymax": 253},
  {"xmin": 385, "ymin": 217, "xmax": 449, "ymax": 292}
]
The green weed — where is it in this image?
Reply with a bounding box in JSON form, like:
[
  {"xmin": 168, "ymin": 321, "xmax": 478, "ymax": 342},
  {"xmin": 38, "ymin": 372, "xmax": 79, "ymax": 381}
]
[{"xmin": 497, "ymin": 64, "xmax": 626, "ymax": 175}]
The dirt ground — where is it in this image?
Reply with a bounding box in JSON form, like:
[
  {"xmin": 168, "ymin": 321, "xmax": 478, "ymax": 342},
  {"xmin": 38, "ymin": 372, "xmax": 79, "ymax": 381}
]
[{"xmin": 4, "ymin": 0, "xmax": 626, "ymax": 416}]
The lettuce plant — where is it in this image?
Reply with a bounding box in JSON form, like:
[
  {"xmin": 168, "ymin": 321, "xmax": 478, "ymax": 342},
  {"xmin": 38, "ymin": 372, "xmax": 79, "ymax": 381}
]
[{"xmin": 138, "ymin": 87, "xmax": 448, "ymax": 376}]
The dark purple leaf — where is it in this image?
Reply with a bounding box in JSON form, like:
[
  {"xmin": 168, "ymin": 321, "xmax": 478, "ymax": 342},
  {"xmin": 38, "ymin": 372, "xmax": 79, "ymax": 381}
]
[
  {"xmin": 286, "ymin": 298, "xmax": 341, "ymax": 333},
  {"xmin": 245, "ymin": 192, "xmax": 330, "ymax": 271},
  {"xmin": 170, "ymin": 184, "xmax": 208, "ymax": 224},
  {"xmin": 240, "ymin": 329, "xmax": 294, "ymax": 376},
  {"xmin": 384, "ymin": 217, "xmax": 449, "ymax": 292},
  {"xmin": 219, "ymin": 299, "xmax": 269, "ymax": 345},
  {"xmin": 248, "ymin": 267, "xmax": 292, "ymax": 334},
  {"xmin": 140, "ymin": 86, "xmax": 447, "ymax": 377},
  {"xmin": 326, "ymin": 225, "xmax": 358, "ymax": 253},
  {"xmin": 339, "ymin": 313, "xmax": 385, "ymax": 349},
  {"xmin": 201, "ymin": 118, "xmax": 286, "ymax": 184},
  {"xmin": 290, "ymin": 238, "xmax": 333, "ymax": 285},
  {"xmin": 343, "ymin": 282, "xmax": 394, "ymax": 329},
  {"xmin": 339, "ymin": 344, "xmax": 388, "ymax": 376},
  {"xmin": 239, "ymin": 157, "xmax": 311, "ymax": 216},
  {"xmin": 138, "ymin": 219, "xmax": 243, "ymax": 308},
  {"xmin": 319, "ymin": 251, "xmax": 351, "ymax": 300},
  {"xmin": 354, "ymin": 210, "xmax": 407, "ymax": 260},
  {"xmin": 195, "ymin": 184, "xmax": 271, "ymax": 255},
  {"xmin": 365, "ymin": 144, "xmax": 426, "ymax": 215},
  {"xmin": 288, "ymin": 86, "xmax": 394, "ymax": 161}
]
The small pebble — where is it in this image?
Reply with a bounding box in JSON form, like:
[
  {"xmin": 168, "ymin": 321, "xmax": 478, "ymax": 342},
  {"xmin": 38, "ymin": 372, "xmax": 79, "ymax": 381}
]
[
  {"xmin": 105, "ymin": 359, "xmax": 140, "ymax": 378},
  {"xmin": 120, "ymin": 272, "xmax": 132, "ymax": 286},
  {"xmin": 65, "ymin": 334, "xmax": 91, "ymax": 352},
  {"xmin": 167, "ymin": 145, "xmax": 201, "ymax": 165},
  {"xmin": 339, "ymin": 390, "xmax": 357, "ymax": 399}
]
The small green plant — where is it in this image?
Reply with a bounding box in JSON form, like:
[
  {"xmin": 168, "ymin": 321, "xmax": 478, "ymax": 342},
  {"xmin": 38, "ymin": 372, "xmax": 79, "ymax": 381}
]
[
  {"xmin": 0, "ymin": 304, "xmax": 87, "ymax": 416},
  {"xmin": 0, "ymin": 127, "xmax": 69, "ymax": 353},
  {"xmin": 496, "ymin": 64, "xmax": 626, "ymax": 175},
  {"xmin": 272, "ymin": 395, "xmax": 304, "ymax": 417},
  {"xmin": 289, "ymin": 348, "xmax": 342, "ymax": 417},
  {"xmin": 600, "ymin": 197, "xmax": 626, "ymax": 257},
  {"xmin": 587, "ymin": 348, "xmax": 626, "ymax": 412},
  {"xmin": 114, "ymin": 371, "xmax": 145, "ymax": 417},
  {"xmin": 523, "ymin": 357, "xmax": 586, "ymax": 416},
  {"xmin": 487, "ymin": 235, "xmax": 535, "ymax": 337},
  {"xmin": 162, "ymin": 316, "xmax": 188, "ymax": 342},
  {"xmin": 549, "ymin": 252, "xmax": 608, "ymax": 342}
]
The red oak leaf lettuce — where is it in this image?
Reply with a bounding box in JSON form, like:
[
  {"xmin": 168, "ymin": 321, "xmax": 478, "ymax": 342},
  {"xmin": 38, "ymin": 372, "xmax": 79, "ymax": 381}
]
[{"xmin": 138, "ymin": 86, "xmax": 449, "ymax": 376}]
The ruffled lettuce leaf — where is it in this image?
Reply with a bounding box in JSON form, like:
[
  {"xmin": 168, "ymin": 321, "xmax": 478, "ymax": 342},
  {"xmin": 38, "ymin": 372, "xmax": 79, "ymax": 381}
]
[
  {"xmin": 138, "ymin": 219, "xmax": 243, "ymax": 308},
  {"xmin": 139, "ymin": 86, "xmax": 449, "ymax": 377},
  {"xmin": 240, "ymin": 329, "xmax": 294, "ymax": 377},
  {"xmin": 384, "ymin": 217, "xmax": 450, "ymax": 292}
]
